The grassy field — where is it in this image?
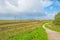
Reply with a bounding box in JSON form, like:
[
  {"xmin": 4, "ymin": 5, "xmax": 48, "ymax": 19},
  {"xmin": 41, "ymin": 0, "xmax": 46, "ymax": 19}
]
[
  {"xmin": 45, "ymin": 22, "xmax": 60, "ymax": 32},
  {"xmin": 0, "ymin": 20, "xmax": 49, "ymax": 40},
  {"xmin": 7, "ymin": 27, "xmax": 48, "ymax": 40}
]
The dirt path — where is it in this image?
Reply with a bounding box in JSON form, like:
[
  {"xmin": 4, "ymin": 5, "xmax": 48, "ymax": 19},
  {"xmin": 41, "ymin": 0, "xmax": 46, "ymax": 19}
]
[{"xmin": 43, "ymin": 23, "xmax": 60, "ymax": 40}]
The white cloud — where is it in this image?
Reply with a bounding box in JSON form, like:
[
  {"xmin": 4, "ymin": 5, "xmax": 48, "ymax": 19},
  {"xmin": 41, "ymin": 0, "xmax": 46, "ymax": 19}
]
[
  {"xmin": 40, "ymin": 0, "xmax": 53, "ymax": 7},
  {"xmin": 0, "ymin": 0, "xmax": 53, "ymax": 14},
  {"xmin": 5, "ymin": 1, "xmax": 18, "ymax": 12},
  {"xmin": 44, "ymin": 11, "xmax": 58, "ymax": 20}
]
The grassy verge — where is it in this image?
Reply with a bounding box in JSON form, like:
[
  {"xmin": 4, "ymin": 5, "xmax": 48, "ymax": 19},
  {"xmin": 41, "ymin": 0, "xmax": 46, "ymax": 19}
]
[
  {"xmin": 7, "ymin": 27, "xmax": 48, "ymax": 40},
  {"xmin": 45, "ymin": 23, "xmax": 60, "ymax": 32}
]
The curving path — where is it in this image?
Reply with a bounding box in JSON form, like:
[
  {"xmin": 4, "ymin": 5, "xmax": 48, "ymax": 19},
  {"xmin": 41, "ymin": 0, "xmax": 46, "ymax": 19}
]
[{"xmin": 43, "ymin": 23, "xmax": 60, "ymax": 40}]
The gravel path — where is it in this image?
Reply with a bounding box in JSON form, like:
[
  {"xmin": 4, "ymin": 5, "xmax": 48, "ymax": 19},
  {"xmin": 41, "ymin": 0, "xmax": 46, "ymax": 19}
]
[{"xmin": 43, "ymin": 23, "xmax": 60, "ymax": 40}]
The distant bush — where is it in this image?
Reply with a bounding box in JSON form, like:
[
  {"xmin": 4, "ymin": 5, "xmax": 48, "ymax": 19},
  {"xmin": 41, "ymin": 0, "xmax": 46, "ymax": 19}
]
[{"xmin": 53, "ymin": 12, "xmax": 60, "ymax": 25}]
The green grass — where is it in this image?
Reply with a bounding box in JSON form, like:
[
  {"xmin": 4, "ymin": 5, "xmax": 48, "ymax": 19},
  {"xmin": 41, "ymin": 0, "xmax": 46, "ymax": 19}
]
[
  {"xmin": 7, "ymin": 27, "xmax": 48, "ymax": 40},
  {"xmin": 45, "ymin": 23, "xmax": 60, "ymax": 32},
  {"xmin": 0, "ymin": 20, "xmax": 49, "ymax": 40}
]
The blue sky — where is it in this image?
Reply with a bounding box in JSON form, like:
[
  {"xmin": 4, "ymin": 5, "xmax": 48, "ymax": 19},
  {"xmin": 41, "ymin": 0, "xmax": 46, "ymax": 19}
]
[{"xmin": 0, "ymin": 0, "xmax": 60, "ymax": 20}]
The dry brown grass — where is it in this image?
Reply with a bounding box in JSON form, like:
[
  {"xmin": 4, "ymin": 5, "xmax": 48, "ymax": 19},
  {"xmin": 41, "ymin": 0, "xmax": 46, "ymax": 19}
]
[{"xmin": 0, "ymin": 20, "xmax": 51, "ymax": 40}]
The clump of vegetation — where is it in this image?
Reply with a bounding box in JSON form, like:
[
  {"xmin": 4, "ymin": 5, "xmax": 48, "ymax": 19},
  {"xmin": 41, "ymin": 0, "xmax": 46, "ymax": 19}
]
[{"xmin": 53, "ymin": 12, "xmax": 60, "ymax": 26}]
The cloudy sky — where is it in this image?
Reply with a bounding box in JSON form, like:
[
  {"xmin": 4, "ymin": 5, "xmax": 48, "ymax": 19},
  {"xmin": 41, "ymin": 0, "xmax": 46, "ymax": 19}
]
[{"xmin": 0, "ymin": 0, "xmax": 60, "ymax": 20}]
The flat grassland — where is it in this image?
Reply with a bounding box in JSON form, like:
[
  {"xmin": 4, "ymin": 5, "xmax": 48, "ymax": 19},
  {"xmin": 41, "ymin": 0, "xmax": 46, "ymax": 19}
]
[
  {"xmin": 0, "ymin": 20, "xmax": 50, "ymax": 40},
  {"xmin": 45, "ymin": 21, "xmax": 60, "ymax": 32}
]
